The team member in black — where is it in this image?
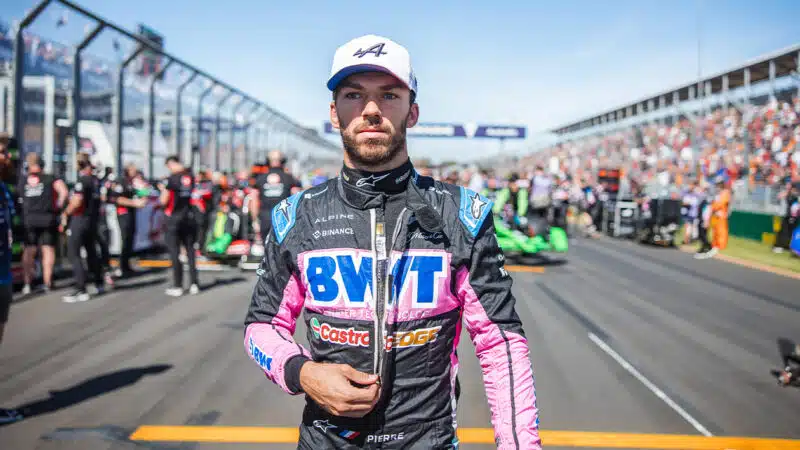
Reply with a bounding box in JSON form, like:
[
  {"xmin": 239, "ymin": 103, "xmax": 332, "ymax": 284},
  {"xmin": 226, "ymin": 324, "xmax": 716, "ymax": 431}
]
[
  {"xmin": 89, "ymin": 161, "xmax": 114, "ymax": 286},
  {"xmin": 61, "ymin": 158, "xmax": 103, "ymax": 303},
  {"xmin": 251, "ymin": 150, "xmax": 301, "ymax": 237},
  {"xmin": 191, "ymin": 168, "xmax": 214, "ymax": 256},
  {"xmin": 159, "ymin": 156, "xmax": 200, "ymax": 297},
  {"xmin": 111, "ymin": 163, "xmax": 147, "ymax": 276},
  {"xmin": 19, "ymin": 152, "xmax": 68, "ymax": 294}
]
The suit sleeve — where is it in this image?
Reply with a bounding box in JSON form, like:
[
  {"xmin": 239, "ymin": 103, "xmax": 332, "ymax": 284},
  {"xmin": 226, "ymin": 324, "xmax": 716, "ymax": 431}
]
[
  {"xmin": 243, "ymin": 225, "xmax": 311, "ymax": 395},
  {"xmin": 457, "ymin": 211, "xmax": 541, "ymax": 450}
]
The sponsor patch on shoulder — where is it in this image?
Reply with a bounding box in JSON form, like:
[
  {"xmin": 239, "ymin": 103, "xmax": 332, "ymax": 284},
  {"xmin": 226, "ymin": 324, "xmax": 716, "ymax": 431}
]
[
  {"xmin": 458, "ymin": 186, "xmax": 492, "ymax": 237},
  {"xmin": 272, "ymin": 191, "xmax": 304, "ymax": 244}
]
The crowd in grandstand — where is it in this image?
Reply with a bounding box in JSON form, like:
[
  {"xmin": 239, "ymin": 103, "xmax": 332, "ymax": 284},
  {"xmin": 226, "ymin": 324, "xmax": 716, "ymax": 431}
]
[
  {"xmin": 523, "ymin": 94, "xmax": 800, "ymax": 198},
  {"xmin": 404, "ymin": 94, "xmax": 800, "ymax": 259}
]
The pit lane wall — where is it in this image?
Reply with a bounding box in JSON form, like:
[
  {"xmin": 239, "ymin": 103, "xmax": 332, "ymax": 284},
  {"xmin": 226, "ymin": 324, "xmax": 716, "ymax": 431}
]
[{"xmin": 729, "ymin": 210, "xmax": 784, "ymax": 245}]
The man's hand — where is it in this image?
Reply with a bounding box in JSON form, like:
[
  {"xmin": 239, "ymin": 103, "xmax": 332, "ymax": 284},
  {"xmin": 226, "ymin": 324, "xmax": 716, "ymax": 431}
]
[{"xmin": 299, "ymin": 362, "xmax": 380, "ymax": 418}]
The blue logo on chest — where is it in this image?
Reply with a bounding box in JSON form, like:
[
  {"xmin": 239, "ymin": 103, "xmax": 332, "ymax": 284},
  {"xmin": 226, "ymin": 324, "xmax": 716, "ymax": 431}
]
[{"xmin": 303, "ymin": 250, "xmax": 448, "ymax": 308}]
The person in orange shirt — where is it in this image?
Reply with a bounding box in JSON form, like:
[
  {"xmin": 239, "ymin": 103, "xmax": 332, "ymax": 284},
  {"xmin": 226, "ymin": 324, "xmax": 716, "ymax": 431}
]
[{"xmin": 709, "ymin": 177, "xmax": 732, "ymax": 255}]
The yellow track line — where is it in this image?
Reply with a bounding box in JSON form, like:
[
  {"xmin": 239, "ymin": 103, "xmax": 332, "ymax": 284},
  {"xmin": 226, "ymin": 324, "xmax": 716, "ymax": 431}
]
[
  {"xmin": 108, "ymin": 259, "xmax": 225, "ymax": 268},
  {"xmin": 506, "ymin": 265, "xmax": 545, "ymax": 273},
  {"xmin": 127, "ymin": 260, "xmax": 543, "ymax": 272},
  {"xmin": 129, "ymin": 426, "xmax": 800, "ymax": 448},
  {"xmin": 134, "ymin": 260, "xmax": 224, "ymax": 268}
]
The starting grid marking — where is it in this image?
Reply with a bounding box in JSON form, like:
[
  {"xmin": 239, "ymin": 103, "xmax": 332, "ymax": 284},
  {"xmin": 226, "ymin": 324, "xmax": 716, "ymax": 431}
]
[
  {"xmin": 505, "ymin": 265, "xmax": 545, "ymax": 273},
  {"xmin": 129, "ymin": 426, "xmax": 800, "ymax": 448},
  {"xmin": 129, "ymin": 260, "xmax": 545, "ymax": 272}
]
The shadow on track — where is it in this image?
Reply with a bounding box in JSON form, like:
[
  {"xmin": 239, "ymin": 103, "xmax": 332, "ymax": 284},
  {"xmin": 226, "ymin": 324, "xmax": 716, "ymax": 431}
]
[
  {"xmin": 118, "ymin": 267, "xmax": 168, "ymax": 280},
  {"xmin": 112, "ymin": 278, "xmax": 169, "ymax": 292},
  {"xmin": 511, "ymin": 253, "xmax": 568, "ymax": 267},
  {"xmin": 199, "ymin": 276, "xmax": 247, "ymax": 292},
  {"xmin": 0, "ymin": 365, "xmax": 172, "ymax": 426}
]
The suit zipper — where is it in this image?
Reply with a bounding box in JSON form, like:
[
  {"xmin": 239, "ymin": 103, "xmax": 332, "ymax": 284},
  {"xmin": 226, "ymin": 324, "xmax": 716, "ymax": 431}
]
[
  {"xmin": 377, "ymin": 208, "xmax": 408, "ymax": 375},
  {"xmin": 370, "ymin": 208, "xmax": 380, "ymax": 374}
]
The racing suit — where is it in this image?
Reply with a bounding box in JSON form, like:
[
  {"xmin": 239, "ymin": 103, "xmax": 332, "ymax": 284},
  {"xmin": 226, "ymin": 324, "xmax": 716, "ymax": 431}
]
[{"xmin": 244, "ymin": 160, "xmax": 540, "ymax": 449}]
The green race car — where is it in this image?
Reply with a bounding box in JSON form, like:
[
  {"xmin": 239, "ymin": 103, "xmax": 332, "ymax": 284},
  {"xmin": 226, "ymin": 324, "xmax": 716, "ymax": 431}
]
[
  {"xmin": 485, "ymin": 186, "xmax": 569, "ymax": 257},
  {"xmin": 494, "ymin": 216, "xmax": 568, "ymax": 255}
]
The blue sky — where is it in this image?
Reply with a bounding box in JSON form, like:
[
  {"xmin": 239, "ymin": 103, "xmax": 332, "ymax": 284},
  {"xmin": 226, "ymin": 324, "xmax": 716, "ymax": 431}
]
[{"xmin": 4, "ymin": 0, "xmax": 800, "ymax": 162}]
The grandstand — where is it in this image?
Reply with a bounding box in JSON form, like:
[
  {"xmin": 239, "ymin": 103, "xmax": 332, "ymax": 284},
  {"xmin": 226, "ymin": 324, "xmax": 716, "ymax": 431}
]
[{"xmin": 522, "ymin": 44, "xmax": 800, "ymax": 215}]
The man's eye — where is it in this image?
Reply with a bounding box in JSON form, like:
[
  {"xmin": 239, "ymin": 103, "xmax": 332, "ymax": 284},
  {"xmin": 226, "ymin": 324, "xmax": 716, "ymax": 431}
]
[
  {"xmin": 345, "ymin": 92, "xmax": 361, "ymax": 99},
  {"xmin": 383, "ymin": 93, "xmax": 398, "ymax": 100}
]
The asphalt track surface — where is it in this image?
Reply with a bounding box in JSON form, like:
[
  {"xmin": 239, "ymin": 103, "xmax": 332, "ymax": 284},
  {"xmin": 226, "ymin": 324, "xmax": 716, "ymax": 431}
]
[{"xmin": 1, "ymin": 236, "xmax": 799, "ymax": 449}]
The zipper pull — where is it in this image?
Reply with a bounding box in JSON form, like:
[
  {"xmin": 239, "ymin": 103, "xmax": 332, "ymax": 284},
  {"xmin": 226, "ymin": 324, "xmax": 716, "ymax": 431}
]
[{"xmin": 376, "ymin": 221, "xmax": 387, "ymax": 261}]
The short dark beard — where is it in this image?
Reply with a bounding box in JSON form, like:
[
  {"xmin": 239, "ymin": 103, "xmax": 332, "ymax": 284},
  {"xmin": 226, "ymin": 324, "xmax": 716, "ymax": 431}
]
[{"xmin": 340, "ymin": 113, "xmax": 408, "ymax": 168}]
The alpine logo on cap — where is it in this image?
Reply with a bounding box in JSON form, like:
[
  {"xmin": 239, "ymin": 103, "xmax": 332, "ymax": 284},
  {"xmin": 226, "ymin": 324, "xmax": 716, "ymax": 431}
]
[{"xmin": 353, "ymin": 43, "xmax": 387, "ymax": 58}]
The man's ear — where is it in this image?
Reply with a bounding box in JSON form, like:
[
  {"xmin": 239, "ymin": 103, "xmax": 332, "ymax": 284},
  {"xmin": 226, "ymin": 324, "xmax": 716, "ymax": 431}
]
[
  {"xmin": 406, "ymin": 102, "xmax": 420, "ymax": 128},
  {"xmin": 330, "ymin": 101, "xmax": 341, "ymax": 130}
]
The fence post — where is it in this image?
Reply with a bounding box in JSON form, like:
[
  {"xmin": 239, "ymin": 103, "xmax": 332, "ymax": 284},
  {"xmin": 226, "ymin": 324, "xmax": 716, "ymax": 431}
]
[
  {"xmin": 12, "ymin": 0, "xmax": 52, "ymax": 161},
  {"xmin": 72, "ymin": 23, "xmax": 105, "ymax": 172},
  {"xmin": 214, "ymin": 91, "xmax": 234, "ymax": 171},
  {"xmin": 174, "ymin": 71, "xmax": 198, "ymax": 160},
  {"xmin": 229, "ymin": 98, "xmax": 247, "ymax": 172},
  {"xmin": 147, "ymin": 59, "xmax": 174, "ymax": 179},
  {"xmin": 115, "ymin": 46, "xmax": 144, "ymax": 177},
  {"xmin": 194, "ymin": 81, "xmax": 216, "ymax": 170}
]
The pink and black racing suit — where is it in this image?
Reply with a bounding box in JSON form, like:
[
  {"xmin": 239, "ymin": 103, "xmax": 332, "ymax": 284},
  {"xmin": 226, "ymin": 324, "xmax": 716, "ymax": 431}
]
[{"xmin": 244, "ymin": 161, "xmax": 541, "ymax": 449}]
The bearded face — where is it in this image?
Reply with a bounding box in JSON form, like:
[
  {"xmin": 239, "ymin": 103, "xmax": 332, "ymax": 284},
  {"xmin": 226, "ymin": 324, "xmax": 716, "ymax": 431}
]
[
  {"xmin": 339, "ymin": 111, "xmax": 409, "ymax": 167},
  {"xmin": 330, "ymin": 72, "xmax": 419, "ymax": 169}
]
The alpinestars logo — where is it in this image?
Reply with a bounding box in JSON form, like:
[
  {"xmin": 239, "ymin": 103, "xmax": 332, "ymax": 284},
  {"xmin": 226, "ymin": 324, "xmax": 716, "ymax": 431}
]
[
  {"xmin": 313, "ymin": 420, "xmax": 336, "ymax": 433},
  {"xmin": 276, "ymin": 198, "xmax": 291, "ymax": 220},
  {"xmin": 470, "ymin": 192, "xmax": 487, "ymax": 219},
  {"xmin": 310, "ymin": 318, "xmax": 370, "ymax": 347},
  {"xmin": 312, "ymin": 419, "xmax": 360, "ymax": 440},
  {"xmin": 356, "ymin": 173, "xmax": 390, "ymax": 188}
]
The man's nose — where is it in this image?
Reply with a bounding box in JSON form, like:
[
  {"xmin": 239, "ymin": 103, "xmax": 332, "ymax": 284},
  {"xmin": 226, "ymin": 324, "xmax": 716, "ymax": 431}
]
[{"xmin": 362, "ymin": 100, "xmax": 382, "ymax": 122}]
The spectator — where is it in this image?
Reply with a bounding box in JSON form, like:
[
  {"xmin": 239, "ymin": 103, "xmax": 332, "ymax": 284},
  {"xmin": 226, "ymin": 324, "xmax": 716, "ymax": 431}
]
[{"xmin": 773, "ymin": 181, "xmax": 800, "ymax": 253}]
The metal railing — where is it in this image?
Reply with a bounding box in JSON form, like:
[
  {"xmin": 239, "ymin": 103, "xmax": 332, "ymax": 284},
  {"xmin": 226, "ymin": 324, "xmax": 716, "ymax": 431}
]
[{"xmin": 10, "ymin": 0, "xmax": 338, "ymax": 178}]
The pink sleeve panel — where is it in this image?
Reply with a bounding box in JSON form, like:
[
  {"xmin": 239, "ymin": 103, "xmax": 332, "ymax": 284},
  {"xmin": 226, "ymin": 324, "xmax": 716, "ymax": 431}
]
[
  {"xmin": 457, "ymin": 267, "xmax": 541, "ymax": 450},
  {"xmin": 244, "ymin": 273, "xmax": 311, "ymax": 395}
]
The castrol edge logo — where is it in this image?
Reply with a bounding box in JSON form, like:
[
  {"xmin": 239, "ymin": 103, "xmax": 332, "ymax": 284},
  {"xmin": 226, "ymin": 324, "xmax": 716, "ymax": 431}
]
[
  {"xmin": 383, "ymin": 326, "xmax": 441, "ymax": 351},
  {"xmin": 309, "ymin": 318, "xmax": 441, "ymax": 351},
  {"xmin": 310, "ymin": 317, "xmax": 370, "ymax": 347}
]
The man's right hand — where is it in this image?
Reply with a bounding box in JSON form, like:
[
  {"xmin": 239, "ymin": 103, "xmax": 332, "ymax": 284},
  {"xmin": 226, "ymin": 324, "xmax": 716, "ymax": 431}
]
[{"xmin": 299, "ymin": 362, "xmax": 380, "ymax": 418}]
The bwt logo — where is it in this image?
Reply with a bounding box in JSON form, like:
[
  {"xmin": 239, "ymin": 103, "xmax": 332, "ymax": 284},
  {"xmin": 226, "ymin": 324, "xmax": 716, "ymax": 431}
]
[
  {"xmin": 302, "ymin": 250, "xmax": 448, "ymax": 308},
  {"xmin": 248, "ymin": 337, "xmax": 273, "ymax": 372}
]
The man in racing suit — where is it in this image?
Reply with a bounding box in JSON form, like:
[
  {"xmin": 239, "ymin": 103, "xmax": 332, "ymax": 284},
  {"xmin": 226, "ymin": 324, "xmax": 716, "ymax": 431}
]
[
  {"xmin": 251, "ymin": 150, "xmax": 302, "ymax": 239},
  {"xmin": 244, "ymin": 34, "xmax": 540, "ymax": 449}
]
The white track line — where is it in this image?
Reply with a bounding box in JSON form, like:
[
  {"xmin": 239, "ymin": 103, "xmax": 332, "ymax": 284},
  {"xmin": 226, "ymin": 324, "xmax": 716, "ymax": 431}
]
[{"xmin": 587, "ymin": 332, "xmax": 713, "ymax": 437}]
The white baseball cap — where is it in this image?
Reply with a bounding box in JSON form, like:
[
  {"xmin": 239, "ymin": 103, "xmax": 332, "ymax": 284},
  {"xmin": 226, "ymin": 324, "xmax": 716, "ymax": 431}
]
[{"xmin": 327, "ymin": 34, "xmax": 417, "ymax": 95}]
